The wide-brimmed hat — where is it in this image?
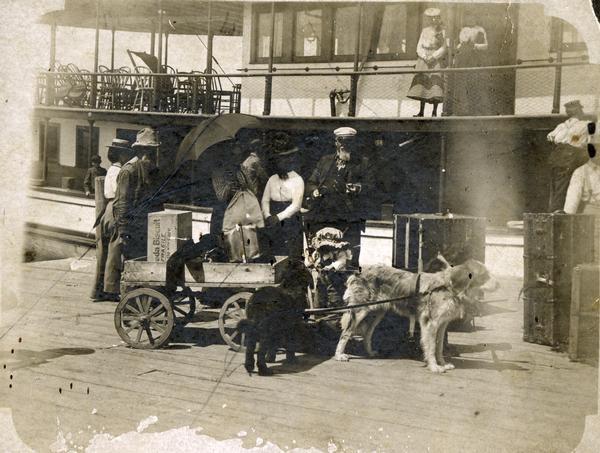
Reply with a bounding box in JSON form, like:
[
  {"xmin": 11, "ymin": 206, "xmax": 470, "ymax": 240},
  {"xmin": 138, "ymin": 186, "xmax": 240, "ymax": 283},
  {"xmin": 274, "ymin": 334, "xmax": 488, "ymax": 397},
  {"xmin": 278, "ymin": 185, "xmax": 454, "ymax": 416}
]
[
  {"xmin": 564, "ymin": 100, "xmax": 583, "ymax": 110},
  {"xmin": 424, "ymin": 7, "xmax": 441, "ymax": 17},
  {"xmin": 132, "ymin": 127, "xmax": 160, "ymax": 148},
  {"xmin": 106, "ymin": 138, "xmax": 132, "ymax": 152},
  {"xmin": 311, "ymin": 227, "xmax": 350, "ymax": 249},
  {"xmin": 268, "ymin": 131, "xmax": 299, "ymax": 156}
]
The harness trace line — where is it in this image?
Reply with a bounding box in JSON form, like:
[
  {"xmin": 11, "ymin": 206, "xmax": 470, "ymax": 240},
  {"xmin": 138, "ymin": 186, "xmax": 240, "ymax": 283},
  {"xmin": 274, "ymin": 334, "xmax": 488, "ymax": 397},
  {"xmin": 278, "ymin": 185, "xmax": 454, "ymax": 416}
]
[{"xmin": 303, "ymin": 293, "xmax": 418, "ymax": 315}]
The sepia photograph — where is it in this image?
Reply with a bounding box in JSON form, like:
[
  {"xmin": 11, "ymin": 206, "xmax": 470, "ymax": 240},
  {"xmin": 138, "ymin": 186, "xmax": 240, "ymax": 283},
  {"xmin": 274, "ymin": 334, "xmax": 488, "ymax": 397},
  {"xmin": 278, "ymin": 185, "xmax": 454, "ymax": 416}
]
[{"xmin": 0, "ymin": 0, "xmax": 600, "ymax": 451}]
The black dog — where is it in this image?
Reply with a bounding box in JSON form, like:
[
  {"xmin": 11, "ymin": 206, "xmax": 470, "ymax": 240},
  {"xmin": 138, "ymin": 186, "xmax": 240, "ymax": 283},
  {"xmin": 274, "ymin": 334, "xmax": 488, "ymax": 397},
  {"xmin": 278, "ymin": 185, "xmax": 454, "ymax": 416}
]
[{"xmin": 238, "ymin": 260, "xmax": 313, "ymax": 376}]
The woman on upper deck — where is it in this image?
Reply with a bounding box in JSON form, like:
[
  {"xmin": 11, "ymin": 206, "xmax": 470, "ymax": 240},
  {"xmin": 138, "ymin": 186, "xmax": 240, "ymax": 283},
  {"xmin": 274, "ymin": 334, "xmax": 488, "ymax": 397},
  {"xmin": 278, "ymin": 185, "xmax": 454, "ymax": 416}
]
[
  {"xmin": 451, "ymin": 13, "xmax": 490, "ymax": 116},
  {"xmin": 407, "ymin": 8, "xmax": 448, "ymax": 117}
]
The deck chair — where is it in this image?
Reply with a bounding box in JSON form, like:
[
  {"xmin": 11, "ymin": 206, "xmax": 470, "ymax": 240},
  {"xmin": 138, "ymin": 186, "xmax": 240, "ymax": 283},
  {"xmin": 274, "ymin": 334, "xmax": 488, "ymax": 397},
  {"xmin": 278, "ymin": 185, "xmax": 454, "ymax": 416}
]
[{"xmin": 132, "ymin": 66, "xmax": 153, "ymax": 111}]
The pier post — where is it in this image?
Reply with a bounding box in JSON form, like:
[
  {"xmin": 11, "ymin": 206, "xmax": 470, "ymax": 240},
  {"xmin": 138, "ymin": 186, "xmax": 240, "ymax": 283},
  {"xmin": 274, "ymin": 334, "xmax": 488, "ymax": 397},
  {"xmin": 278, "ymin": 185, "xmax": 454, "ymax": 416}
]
[
  {"xmin": 155, "ymin": 1, "xmax": 164, "ymax": 111},
  {"xmin": 348, "ymin": 3, "xmax": 363, "ymax": 117},
  {"xmin": 110, "ymin": 28, "xmax": 116, "ymax": 71},
  {"xmin": 552, "ymin": 19, "xmax": 564, "ymax": 114},
  {"xmin": 204, "ymin": 0, "xmax": 215, "ymax": 114},
  {"xmin": 262, "ymin": 1, "xmax": 276, "ymax": 116},
  {"xmin": 91, "ymin": 0, "xmax": 100, "ymax": 109}
]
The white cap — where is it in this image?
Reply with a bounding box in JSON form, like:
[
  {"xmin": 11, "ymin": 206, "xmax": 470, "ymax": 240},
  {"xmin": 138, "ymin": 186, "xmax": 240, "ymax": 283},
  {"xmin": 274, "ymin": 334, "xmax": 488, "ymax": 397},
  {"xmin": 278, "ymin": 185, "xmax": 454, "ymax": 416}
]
[{"xmin": 333, "ymin": 127, "xmax": 357, "ymax": 138}]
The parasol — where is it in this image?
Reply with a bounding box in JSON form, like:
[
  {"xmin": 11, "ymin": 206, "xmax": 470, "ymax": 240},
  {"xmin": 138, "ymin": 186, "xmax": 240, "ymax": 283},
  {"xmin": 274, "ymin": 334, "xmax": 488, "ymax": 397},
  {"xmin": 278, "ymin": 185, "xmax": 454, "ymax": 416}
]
[{"xmin": 175, "ymin": 113, "xmax": 261, "ymax": 166}]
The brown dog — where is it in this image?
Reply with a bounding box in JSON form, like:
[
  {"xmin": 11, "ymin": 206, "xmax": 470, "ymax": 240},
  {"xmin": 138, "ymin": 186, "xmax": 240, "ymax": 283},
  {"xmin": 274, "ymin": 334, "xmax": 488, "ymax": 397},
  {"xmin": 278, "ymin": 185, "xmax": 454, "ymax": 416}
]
[{"xmin": 334, "ymin": 259, "xmax": 498, "ymax": 373}]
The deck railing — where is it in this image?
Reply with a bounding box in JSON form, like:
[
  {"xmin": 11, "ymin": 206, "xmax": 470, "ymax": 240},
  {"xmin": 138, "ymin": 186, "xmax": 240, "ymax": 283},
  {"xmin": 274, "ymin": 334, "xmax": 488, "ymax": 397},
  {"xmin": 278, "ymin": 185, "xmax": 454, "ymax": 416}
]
[
  {"xmin": 36, "ymin": 70, "xmax": 242, "ymax": 114},
  {"xmin": 35, "ymin": 60, "xmax": 596, "ymax": 117}
]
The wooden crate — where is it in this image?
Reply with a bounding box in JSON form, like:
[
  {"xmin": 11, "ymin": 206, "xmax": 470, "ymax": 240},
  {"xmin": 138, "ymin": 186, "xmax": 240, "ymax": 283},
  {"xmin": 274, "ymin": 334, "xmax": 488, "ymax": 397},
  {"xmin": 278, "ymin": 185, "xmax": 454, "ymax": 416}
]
[
  {"xmin": 121, "ymin": 256, "xmax": 288, "ymax": 289},
  {"xmin": 523, "ymin": 213, "xmax": 595, "ymax": 347},
  {"xmin": 392, "ymin": 213, "xmax": 486, "ymax": 272},
  {"xmin": 569, "ymin": 264, "xmax": 600, "ymax": 363}
]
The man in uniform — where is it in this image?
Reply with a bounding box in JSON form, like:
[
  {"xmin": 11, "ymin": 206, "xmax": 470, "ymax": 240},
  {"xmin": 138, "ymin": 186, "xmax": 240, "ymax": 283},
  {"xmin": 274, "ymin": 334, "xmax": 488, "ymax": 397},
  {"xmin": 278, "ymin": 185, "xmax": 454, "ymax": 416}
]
[
  {"xmin": 547, "ymin": 100, "xmax": 591, "ymax": 212},
  {"xmin": 305, "ymin": 126, "xmax": 371, "ymax": 268}
]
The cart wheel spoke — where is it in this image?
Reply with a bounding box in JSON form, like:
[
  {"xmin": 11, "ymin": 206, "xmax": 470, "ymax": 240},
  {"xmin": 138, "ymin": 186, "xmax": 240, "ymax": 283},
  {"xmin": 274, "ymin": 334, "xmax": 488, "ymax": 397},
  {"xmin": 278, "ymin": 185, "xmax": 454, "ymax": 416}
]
[
  {"xmin": 121, "ymin": 315, "xmax": 140, "ymax": 322},
  {"xmin": 135, "ymin": 297, "xmax": 144, "ymax": 314},
  {"xmin": 135, "ymin": 325, "xmax": 144, "ymax": 343},
  {"xmin": 124, "ymin": 304, "xmax": 141, "ymax": 315},
  {"xmin": 145, "ymin": 325, "xmax": 155, "ymax": 345},
  {"xmin": 148, "ymin": 305, "xmax": 166, "ymax": 318},
  {"xmin": 124, "ymin": 321, "xmax": 140, "ymax": 333},
  {"xmin": 173, "ymin": 305, "xmax": 188, "ymax": 317},
  {"xmin": 150, "ymin": 321, "xmax": 166, "ymax": 333}
]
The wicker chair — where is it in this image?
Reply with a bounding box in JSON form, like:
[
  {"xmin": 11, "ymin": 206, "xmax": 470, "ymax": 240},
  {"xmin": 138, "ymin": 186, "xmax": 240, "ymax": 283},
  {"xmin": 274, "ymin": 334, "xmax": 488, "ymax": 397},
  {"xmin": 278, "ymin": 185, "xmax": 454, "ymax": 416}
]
[{"xmin": 132, "ymin": 66, "xmax": 153, "ymax": 111}]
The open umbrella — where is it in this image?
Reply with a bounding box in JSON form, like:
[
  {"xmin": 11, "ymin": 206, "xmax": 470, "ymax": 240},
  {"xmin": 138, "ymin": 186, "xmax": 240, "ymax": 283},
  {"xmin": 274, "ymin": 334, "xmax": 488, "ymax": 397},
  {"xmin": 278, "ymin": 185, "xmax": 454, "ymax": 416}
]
[{"xmin": 175, "ymin": 113, "xmax": 261, "ymax": 166}]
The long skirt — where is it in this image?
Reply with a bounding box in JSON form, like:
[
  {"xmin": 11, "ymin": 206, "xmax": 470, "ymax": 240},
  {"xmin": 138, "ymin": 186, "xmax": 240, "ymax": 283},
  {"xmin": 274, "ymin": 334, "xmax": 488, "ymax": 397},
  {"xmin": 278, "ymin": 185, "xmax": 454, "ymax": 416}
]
[
  {"xmin": 260, "ymin": 201, "xmax": 303, "ymax": 260},
  {"xmin": 407, "ymin": 58, "xmax": 445, "ymax": 103},
  {"xmin": 451, "ymin": 47, "xmax": 491, "ymax": 116}
]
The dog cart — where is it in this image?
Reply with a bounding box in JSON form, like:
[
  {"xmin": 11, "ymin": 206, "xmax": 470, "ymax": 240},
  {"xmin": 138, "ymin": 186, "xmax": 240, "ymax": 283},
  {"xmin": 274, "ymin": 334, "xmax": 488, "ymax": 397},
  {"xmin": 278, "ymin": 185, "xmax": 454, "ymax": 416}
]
[{"xmin": 114, "ymin": 256, "xmax": 290, "ymax": 350}]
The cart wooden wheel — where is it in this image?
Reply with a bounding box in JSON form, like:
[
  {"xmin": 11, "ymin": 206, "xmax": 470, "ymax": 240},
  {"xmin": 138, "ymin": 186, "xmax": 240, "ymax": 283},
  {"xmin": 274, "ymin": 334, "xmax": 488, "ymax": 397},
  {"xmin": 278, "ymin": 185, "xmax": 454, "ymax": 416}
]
[
  {"xmin": 218, "ymin": 291, "xmax": 251, "ymax": 352},
  {"xmin": 114, "ymin": 288, "xmax": 174, "ymax": 349},
  {"xmin": 171, "ymin": 287, "xmax": 196, "ymax": 325}
]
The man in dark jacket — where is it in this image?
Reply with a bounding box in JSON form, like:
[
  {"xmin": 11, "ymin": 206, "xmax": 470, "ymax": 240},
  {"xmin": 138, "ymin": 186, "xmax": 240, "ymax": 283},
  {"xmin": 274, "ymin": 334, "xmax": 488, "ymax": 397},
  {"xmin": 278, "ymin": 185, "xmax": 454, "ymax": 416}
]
[
  {"xmin": 83, "ymin": 155, "xmax": 107, "ymax": 197},
  {"xmin": 305, "ymin": 127, "xmax": 371, "ymax": 267},
  {"xmin": 103, "ymin": 129, "xmax": 159, "ymax": 297},
  {"xmin": 113, "ymin": 128, "xmax": 160, "ymax": 260}
]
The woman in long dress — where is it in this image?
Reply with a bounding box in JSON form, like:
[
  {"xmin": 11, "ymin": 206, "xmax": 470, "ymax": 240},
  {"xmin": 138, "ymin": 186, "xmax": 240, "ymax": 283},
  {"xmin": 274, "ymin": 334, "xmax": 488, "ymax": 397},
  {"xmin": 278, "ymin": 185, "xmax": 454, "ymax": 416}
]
[
  {"xmin": 407, "ymin": 8, "xmax": 447, "ymax": 117},
  {"xmin": 452, "ymin": 13, "xmax": 490, "ymax": 116},
  {"xmin": 261, "ymin": 138, "xmax": 305, "ymax": 260}
]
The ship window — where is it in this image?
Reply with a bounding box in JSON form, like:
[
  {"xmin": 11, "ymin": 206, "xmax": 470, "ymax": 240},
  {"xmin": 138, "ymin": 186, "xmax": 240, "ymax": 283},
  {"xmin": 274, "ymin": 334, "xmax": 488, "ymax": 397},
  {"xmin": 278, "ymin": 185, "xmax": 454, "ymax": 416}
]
[
  {"xmin": 250, "ymin": 3, "xmax": 419, "ymax": 63},
  {"xmin": 550, "ymin": 18, "xmax": 587, "ymax": 52},
  {"xmin": 256, "ymin": 11, "xmax": 284, "ymax": 58},
  {"xmin": 376, "ymin": 4, "xmax": 409, "ymax": 55},
  {"xmin": 333, "ymin": 6, "xmax": 359, "ymax": 56},
  {"xmin": 75, "ymin": 125, "xmax": 99, "ymax": 169},
  {"xmin": 294, "ymin": 8, "xmax": 323, "ymax": 58}
]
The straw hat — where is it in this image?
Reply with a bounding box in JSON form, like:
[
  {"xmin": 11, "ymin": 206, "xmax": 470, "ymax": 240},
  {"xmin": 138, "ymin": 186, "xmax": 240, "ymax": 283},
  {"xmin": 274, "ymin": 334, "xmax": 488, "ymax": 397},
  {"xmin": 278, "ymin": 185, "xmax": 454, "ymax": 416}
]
[
  {"xmin": 106, "ymin": 138, "xmax": 132, "ymax": 152},
  {"xmin": 132, "ymin": 127, "xmax": 160, "ymax": 148}
]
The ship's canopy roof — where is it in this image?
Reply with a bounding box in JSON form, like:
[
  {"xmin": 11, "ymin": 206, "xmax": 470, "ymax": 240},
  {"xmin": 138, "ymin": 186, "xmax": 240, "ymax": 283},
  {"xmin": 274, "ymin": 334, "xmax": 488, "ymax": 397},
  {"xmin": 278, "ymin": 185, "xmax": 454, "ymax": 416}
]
[{"xmin": 39, "ymin": 0, "xmax": 244, "ymax": 36}]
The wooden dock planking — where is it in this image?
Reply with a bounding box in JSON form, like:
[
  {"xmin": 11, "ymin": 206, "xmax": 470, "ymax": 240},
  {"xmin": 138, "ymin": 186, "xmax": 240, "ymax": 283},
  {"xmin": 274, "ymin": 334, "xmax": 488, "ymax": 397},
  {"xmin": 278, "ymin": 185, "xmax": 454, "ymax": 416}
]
[{"xmin": 0, "ymin": 259, "xmax": 597, "ymax": 452}]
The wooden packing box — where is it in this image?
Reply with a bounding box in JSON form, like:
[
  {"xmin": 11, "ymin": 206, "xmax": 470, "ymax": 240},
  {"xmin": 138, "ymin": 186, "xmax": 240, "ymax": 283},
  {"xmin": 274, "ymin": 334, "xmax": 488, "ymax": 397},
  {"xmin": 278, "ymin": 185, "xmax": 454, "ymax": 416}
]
[
  {"xmin": 523, "ymin": 213, "xmax": 595, "ymax": 347},
  {"xmin": 147, "ymin": 210, "xmax": 193, "ymax": 263},
  {"xmin": 392, "ymin": 213, "xmax": 486, "ymax": 272},
  {"xmin": 121, "ymin": 256, "xmax": 289, "ymax": 290},
  {"xmin": 569, "ymin": 264, "xmax": 600, "ymax": 363}
]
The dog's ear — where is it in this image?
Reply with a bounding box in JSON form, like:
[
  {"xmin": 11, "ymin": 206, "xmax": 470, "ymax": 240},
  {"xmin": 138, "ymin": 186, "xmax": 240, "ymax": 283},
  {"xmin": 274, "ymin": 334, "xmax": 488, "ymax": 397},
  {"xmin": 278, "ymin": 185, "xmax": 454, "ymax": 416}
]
[{"xmin": 449, "ymin": 264, "xmax": 473, "ymax": 293}]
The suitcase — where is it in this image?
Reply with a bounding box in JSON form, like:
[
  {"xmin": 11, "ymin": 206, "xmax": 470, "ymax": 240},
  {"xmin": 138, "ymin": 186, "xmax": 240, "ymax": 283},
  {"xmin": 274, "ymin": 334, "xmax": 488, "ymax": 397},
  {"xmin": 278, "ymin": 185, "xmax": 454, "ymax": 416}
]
[
  {"xmin": 523, "ymin": 213, "xmax": 595, "ymax": 347},
  {"xmin": 569, "ymin": 264, "xmax": 600, "ymax": 362},
  {"xmin": 392, "ymin": 213, "xmax": 486, "ymax": 272}
]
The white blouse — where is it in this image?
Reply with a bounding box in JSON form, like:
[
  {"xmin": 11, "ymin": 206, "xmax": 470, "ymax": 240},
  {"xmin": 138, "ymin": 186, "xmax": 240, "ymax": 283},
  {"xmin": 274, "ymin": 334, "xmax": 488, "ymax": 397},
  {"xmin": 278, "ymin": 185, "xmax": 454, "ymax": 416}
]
[
  {"xmin": 103, "ymin": 163, "xmax": 122, "ymax": 199},
  {"xmin": 261, "ymin": 171, "xmax": 305, "ymax": 221}
]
